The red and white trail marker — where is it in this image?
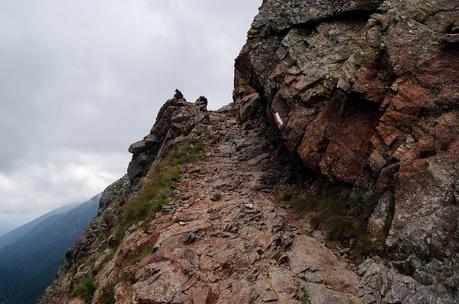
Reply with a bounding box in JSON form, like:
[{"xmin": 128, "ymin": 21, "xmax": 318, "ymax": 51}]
[{"xmin": 274, "ymin": 112, "xmax": 283, "ymax": 128}]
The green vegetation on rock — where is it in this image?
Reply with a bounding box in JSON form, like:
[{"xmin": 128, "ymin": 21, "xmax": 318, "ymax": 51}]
[
  {"xmin": 279, "ymin": 185, "xmax": 376, "ymax": 256},
  {"xmin": 114, "ymin": 139, "xmax": 204, "ymax": 244},
  {"xmin": 126, "ymin": 242, "xmax": 156, "ymax": 266},
  {"xmin": 302, "ymin": 287, "xmax": 310, "ymax": 304},
  {"xmin": 72, "ymin": 275, "xmax": 96, "ymax": 304},
  {"xmin": 100, "ymin": 289, "xmax": 115, "ymax": 304}
]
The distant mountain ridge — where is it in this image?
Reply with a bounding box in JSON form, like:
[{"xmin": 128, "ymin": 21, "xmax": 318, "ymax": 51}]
[
  {"xmin": 0, "ymin": 203, "xmax": 78, "ymax": 251},
  {"xmin": 0, "ymin": 195, "xmax": 100, "ymax": 304},
  {"xmin": 0, "ymin": 222, "xmax": 14, "ymax": 238}
]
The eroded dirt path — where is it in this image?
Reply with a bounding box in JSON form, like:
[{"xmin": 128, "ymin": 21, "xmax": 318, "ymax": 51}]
[{"xmin": 115, "ymin": 110, "xmax": 361, "ymax": 304}]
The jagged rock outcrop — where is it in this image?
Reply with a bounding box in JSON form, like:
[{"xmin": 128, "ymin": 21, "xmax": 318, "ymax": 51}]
[
  {"xmin": 234, "ymin": 0, "xmax": 458, "ymax": 302},
  {"xmin": 40, "ymin": 92, "xmax": 210, "ymax": 303},
  {"xmin": 40, "ymin": 1, "xmax": 459, "ymax": 303},
  {"xmin": 127, "ymin": 90, "xmax": 209, "ymax": 187}
]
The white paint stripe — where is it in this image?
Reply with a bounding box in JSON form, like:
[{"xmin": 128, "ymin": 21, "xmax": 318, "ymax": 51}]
[{"xmin": 274, "ymin": 112, "xmax": 283, "ymax": 128}]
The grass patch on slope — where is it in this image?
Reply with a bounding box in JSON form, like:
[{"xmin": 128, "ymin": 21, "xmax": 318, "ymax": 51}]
[
  {"xmin": 73, "ymin": 275, "xmax": 114, "ymax": 304},
  {"xmin": 72, "ymin": 275, "xmax": 96, "ymax": 304},
  {"xmin": 126, "ymin": 242, "xmax": 157, "ymax": 266},
  {"xmin": 302, "ymin": 287, "xmax": 310, "ymax": 303},
  {"xmin": 114, "ymin": 139, "xmax": 204, "ymax": 243},
  {"xmin": 279, "ymin": 186, "xmax": 376, "ymax": 256},
  {"xmin": 100, "ymin": 289, "xmax": 115, "ymax": 304}
]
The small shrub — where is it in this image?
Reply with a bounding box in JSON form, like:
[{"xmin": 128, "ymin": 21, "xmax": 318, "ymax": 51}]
[
  {"xmin": 278, "ymin": 185, "xmax": 301, "ymax": 202},
  {"xmin": 100, "ymin": 289, "xmax": 115, "ymax": 304},
  {"xmin": 72, "ymin": 275, "xmax": 96, "ymax": 304},
  {"xmin": 302, "ymin": 287, "xmax": 310, "ymax": 303},
  {"xmin": 280, "ymin": 186, "xmax": 377, "ymax": 256},
  {"xmin": 126, "ymin": 242, "xmax": 156, "ymax": 266},
  {"xmin": 170, "ymin": 139, "xmax": 204, "ymax": 166}
]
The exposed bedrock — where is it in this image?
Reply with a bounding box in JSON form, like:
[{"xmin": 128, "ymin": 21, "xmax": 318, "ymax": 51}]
[
  {"xmin": 40, "ymin": 92, "xmax": 210, "ymax": 304},
  {"xmin": 127, "ymin": 90, "xmax": 209, "ymax": 187},
  {"xmin": 235, "ymin": 0, "xmax": 459, "ymax": 301}
]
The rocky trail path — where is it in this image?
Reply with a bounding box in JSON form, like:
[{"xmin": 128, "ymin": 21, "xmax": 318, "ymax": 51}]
[{"xmin": 122, "ymin": 109, "xmax": 362, "ymax": 304}]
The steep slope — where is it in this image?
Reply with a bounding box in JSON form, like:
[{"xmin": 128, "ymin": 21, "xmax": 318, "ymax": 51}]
[
  {"xmin": 0, "ymin": 203, "xmax": 79, "ymax": 251},
  {"xmin": 40, "ymin": 92, "xmax": 211, "ymax": 303},
  {"xmin": 41, "ymin": 0, "xmax": 458, "ymax": 303},
  {"xmin": 0, "ymin": 195, "xmax": 99, "ymax": 304},
  {"xmin": 0, "ymin": 222, "xmax": 14, "ymax": 238},
  {"xmin": 40, "ymin": 93, "xmax": 364, "ymax": 304}
]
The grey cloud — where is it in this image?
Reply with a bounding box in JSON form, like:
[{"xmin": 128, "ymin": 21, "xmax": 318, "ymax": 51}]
[{"xmin": 0, "ymin": 0, "xmax": 261, "ymax": 224}]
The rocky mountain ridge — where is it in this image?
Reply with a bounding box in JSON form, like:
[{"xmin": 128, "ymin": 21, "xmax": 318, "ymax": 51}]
[
  {"xmin": 0, "ymin": 195, "xmax": 100, "ymax": 304},
  {"xmin": 41, "ymin": 91, "xmax": 365, "ymax": 304},
  {"xmin": 41, "ymin": 0, "xmax": 458, "ymax": 303}
]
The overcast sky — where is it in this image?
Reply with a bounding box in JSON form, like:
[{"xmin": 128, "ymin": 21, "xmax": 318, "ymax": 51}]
[{"xmin": 0, "ymin": 0, "xmax": 261, "ymax": 227}]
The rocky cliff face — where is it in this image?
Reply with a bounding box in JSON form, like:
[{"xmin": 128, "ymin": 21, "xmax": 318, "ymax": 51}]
[
  {"xmin": 235, "ymin": 0, "xmax": 458, "ymax": 301},
  {"xmin": 41, "ymin": 1, "xmax": 458, "ymax": 303},
  {"xmin": 42, "ymin": 90, "xmax": 371, "ymax": 304},
  {"xmin": 40, "ymin": 92, "xmax": 210, "ymax": 303}
]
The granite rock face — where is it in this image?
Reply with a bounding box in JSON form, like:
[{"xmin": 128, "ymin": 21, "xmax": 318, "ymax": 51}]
[{"xmin": 235, "ymin": 0, "xmax": 459, "ymax": 301}]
